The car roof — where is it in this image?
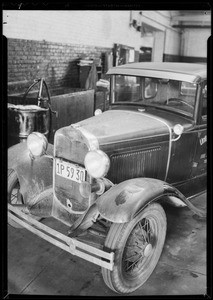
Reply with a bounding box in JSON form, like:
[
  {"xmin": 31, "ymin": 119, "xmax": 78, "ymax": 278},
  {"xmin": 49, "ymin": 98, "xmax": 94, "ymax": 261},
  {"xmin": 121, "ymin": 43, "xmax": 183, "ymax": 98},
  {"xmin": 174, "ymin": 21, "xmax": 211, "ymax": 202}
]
[{"xmin": 107, "ymin": 62, "xmax": 206, "ymax": 83}]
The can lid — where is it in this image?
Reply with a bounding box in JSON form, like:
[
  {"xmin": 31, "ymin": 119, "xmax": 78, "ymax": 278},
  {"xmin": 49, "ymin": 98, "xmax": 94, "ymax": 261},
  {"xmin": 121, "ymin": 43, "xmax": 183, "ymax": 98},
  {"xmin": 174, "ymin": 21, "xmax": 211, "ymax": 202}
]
[{"xmin": 8, "ymin": 103, "xmax": 48, "ymax": 111}]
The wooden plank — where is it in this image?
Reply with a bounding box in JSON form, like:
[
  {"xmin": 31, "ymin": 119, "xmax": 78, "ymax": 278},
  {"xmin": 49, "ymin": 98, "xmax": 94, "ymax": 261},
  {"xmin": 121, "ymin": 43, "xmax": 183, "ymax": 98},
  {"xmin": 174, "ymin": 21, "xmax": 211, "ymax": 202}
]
[{"xmin": 51, "ymin": 89, "xmax": 94, "ymax": 129}]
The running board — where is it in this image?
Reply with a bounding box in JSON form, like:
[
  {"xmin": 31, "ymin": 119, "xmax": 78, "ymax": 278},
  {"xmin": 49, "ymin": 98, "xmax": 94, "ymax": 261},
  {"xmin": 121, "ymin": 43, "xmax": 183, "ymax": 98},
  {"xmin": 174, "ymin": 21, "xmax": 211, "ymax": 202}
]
[{"xmin": 8, "ymin": 204, "xmax": 114, "ymax": 271}]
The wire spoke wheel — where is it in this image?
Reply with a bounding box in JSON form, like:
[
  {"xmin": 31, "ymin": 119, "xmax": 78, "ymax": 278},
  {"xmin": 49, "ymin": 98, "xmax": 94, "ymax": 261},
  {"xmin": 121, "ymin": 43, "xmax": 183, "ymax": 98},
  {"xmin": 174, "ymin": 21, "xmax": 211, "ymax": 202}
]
[
  {"xmin": 102, "ymin": 203, "xmax": 167, "ymax": 294},
  {"xmin": 8, "ymin": 169, "xmax": 42, "ymax": 227},
  {"xmin": 123, "ymin": 218, "xmax": 154, "ymax": 276},
  {"xmin": 8, "ymin": 169, "xmax": 24, "ymax": 228}
]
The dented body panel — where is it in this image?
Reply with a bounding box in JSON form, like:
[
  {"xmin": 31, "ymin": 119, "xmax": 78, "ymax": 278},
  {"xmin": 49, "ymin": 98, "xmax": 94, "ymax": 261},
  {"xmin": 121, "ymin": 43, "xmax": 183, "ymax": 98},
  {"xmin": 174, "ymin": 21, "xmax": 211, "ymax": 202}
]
[
  {"xmin": 96, "ymin": 177, "xmax": 206, "ymax": 223},
  {"xmin": 8, "ymin": 142, "xmax": 53, "ymax": 207},
  {"xmin": 97, "ymin": 178, "xmax": 166, "ymax": 222}
]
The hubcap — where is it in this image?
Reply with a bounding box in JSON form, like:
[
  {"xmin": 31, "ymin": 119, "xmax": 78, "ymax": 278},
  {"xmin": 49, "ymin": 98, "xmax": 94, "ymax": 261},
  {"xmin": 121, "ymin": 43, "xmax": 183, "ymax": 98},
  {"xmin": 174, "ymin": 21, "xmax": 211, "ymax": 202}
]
[{"xmin": 144, "ymin": 243, "xmax": 153, "ymax": 257}]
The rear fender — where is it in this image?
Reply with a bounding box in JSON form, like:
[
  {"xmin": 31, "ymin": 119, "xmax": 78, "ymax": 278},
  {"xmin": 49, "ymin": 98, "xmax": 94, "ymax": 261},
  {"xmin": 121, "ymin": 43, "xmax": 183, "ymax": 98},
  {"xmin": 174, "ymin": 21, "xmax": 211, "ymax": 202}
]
[
  {"xmin": 96, "ymin": 178, "xmax": 206, "ymax": 223},
  {"xmin": 8, "ymin": 142, "xmax": 53, "ymax": 206}
]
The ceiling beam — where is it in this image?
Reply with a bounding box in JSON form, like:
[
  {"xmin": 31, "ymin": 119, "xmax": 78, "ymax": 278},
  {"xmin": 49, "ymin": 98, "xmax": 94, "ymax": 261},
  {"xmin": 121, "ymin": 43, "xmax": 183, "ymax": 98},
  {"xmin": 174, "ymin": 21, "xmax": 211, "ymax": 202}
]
[
  {"xmin": 171, "ymin": 14, "xmax": 210, "ymax": 22},
  {"xmin": 172, "ymin": 24, "xmax": 210, "ymax": 29}
]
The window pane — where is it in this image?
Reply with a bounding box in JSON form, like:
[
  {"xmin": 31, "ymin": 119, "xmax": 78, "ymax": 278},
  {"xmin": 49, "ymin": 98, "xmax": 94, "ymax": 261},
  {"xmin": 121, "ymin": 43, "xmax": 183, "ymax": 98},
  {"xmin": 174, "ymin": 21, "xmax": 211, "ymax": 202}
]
[
  {"xmin": 115, "ymin": 75, "xmax": 140, "ymax": 102},
  {"xmin": 113, "ymin": 75, "xmax": 197, "ymax": 118},
  {"xmin": 145, "ymin": 78, "xmax": 158, "ymax": 98}
]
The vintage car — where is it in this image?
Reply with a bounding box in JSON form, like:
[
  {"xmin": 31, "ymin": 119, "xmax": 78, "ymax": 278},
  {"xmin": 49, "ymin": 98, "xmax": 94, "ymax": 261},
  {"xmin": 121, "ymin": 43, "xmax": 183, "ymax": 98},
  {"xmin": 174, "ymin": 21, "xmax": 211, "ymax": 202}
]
[{"xmin": 8, "ymin": 62, "xmax": 207, "ymax": 294}]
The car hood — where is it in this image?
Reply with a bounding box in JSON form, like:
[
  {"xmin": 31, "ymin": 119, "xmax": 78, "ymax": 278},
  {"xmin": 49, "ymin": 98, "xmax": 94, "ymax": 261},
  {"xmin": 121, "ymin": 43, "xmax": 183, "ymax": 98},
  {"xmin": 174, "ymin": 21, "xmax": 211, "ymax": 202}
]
[{"xmin": 72, "ymin": 110, "xmax": 170, "ymax": 145}]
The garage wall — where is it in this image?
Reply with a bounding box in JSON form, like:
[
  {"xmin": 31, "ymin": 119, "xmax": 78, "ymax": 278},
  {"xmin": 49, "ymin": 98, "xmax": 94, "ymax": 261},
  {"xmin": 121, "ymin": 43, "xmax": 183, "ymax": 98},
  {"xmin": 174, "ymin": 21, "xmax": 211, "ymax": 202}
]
[
  {"xmin": 3, "ymin": 11, "xmax": 143, "ymax": 51},
  {"xmin": 7, "ymin": 38, "xmax": 110, "ymax": 93},
  {"xmin": 4, "ymin": 10, "xmax": 209, "ymax": 94},
  {"xmin": 3, "ymin": 10, "xmax": 144, "ymax": 93},
  {"xmin": 180, "ymin": 28, "xmax": 210, "ymax": 62},
  {"xmin": 140, "ymin": 10, "xmax": 181, "ymax": 62},
  {"xmin": 4, "ymin": 10, "xmax": 183, "ymax": 59},
  {"xmin": 163, "ymin": 29, "xmax": 181, "ymax": 61}
]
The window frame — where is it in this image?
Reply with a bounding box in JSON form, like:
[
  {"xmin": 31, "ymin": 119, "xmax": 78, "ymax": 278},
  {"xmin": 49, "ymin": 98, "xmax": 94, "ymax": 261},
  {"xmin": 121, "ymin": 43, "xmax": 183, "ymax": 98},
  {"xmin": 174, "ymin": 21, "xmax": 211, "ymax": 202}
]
[{"xmin": 198, "ymin": 80, "xmax": 207, "ymax": 125}]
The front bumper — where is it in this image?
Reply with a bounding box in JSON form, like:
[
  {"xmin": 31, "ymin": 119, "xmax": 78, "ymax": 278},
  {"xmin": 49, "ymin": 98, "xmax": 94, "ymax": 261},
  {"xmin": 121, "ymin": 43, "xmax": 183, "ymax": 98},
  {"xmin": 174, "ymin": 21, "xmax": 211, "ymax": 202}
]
[{"xmin": 8, "ymin": 204, "xmax": 114, "ymax": 271}]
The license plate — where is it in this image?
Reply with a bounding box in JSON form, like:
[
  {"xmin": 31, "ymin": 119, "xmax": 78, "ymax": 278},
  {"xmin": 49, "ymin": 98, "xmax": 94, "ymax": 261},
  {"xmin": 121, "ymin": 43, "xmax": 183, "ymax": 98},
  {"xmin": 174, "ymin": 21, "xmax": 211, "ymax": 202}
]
[{"xmin": 55, "ymin": 159, "xmax": 86, "ymax": 183}]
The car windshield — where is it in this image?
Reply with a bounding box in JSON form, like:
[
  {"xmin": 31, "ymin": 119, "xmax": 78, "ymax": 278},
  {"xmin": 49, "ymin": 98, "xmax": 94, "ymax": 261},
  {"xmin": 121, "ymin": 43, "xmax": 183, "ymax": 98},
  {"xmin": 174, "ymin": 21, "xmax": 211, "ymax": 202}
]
[{"xmin": 111, "ymin": 75, "xmax": 198, "ymax": 117}]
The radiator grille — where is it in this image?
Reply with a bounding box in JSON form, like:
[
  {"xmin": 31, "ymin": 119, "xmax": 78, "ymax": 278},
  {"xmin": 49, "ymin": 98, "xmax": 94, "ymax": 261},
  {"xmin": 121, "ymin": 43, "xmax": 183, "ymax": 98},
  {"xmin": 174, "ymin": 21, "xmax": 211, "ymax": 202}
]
[
  {"xmin": 54, "ymin": 130, "xmax": 90, "ymax": 214},
  {"xmin": 107, "ymin": 147, "xmax": 162, "ymax": 183}
]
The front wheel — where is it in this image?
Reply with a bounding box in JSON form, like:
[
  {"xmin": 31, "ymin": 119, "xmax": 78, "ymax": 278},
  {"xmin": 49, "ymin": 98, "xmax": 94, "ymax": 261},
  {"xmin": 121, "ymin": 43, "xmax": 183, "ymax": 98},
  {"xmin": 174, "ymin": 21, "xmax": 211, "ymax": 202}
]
[
  {"xmin": 8, "ymin": 169, "xmax": 41, "ymax": 228},
  {"xmin": 8, "ymin": 169, "xmax": 24, "ymax": 228},
  {"xmin": 102, "ymin": 203, "xmax": 167, "ymax": 294}
]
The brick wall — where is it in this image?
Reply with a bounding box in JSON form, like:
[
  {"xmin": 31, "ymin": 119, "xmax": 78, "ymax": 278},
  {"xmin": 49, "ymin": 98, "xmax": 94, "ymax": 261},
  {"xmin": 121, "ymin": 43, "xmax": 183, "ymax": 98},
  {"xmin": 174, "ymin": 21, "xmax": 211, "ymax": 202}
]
[{"xmin": 7, "ymin": 38, "xmax": 111, "ymax": 94}]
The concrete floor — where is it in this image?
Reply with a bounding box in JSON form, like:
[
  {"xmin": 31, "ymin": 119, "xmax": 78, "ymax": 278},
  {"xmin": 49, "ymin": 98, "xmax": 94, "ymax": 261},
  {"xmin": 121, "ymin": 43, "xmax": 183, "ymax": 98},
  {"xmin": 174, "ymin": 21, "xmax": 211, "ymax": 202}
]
[{"xmin": 7, "ymin": 193, "xmax": 207, "ymax": 296}]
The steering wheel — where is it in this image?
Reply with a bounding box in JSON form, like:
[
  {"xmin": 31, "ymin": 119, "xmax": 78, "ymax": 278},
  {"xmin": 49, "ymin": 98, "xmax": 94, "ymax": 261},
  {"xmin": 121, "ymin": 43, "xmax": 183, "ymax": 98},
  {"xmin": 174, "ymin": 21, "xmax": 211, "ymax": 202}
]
[{"xmin": 166, "ymin": 98, "xmax": 194, "ymax": 109}]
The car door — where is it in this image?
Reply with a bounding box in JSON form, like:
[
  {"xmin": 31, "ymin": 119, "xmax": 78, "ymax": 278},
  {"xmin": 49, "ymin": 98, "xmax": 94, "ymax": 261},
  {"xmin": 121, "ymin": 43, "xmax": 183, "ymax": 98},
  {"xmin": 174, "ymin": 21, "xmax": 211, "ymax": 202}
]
[
  {"xmin": 190, "ymin": 81, "xmax": 207, "ymax": 178},
  {"xmin": 166, "ymin": 81, "xmax": 207, "ymax": 195},
  {"xmin": 166, "ymin": 124, "xmax": 198, "ymax": 184}
]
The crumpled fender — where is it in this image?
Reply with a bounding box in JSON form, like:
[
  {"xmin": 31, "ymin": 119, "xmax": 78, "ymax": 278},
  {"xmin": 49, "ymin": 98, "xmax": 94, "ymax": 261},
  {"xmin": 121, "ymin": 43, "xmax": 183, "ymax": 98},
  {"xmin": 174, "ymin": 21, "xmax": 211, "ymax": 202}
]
[
  {"xmin": 96, "ymin": 178, "xmax": 206, "ymax": 223},
  {"xmin": 8, "ymin": 142, "xmax": 53, "ymax": 206}
]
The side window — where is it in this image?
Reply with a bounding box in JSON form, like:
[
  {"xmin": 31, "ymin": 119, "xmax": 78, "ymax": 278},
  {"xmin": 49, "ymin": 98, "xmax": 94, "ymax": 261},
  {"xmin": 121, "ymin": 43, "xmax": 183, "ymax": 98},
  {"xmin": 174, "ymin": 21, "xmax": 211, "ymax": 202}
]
[
  {"xmin": 201, "ymin": 84, "xmax": 207, "ymax": 123},
  {"xmin": 144, "ymin": 78, "xmax": 158, "ymax": 99}
]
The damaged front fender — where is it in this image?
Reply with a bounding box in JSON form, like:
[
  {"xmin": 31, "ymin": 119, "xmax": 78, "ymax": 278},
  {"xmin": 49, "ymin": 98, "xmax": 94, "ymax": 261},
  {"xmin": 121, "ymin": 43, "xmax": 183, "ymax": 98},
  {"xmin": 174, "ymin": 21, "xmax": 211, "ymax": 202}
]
[
  {"xmin": 8, "ymin": 142, "xmax": 53, "ymax": 206},
  {"xmin": 96, "ymin": 178, "xmax": 206, "ymax": 223}
]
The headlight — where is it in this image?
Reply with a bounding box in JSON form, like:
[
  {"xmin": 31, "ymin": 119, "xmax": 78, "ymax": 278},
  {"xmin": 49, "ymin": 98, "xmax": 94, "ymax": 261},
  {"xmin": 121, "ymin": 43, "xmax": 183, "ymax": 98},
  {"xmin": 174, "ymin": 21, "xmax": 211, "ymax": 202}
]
[
  {"xmin": 27, "ymin": 132, "xmax": 48, "ymax": 158},
  {"xmin": 84, "ymin": 150, "xmax": 110, "ymax": 178}
]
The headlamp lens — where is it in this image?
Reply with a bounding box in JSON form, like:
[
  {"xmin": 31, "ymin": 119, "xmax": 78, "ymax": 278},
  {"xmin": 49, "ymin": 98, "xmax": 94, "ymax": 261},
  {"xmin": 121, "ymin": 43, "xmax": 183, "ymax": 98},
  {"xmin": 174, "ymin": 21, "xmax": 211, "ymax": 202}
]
[
  {"xmin": 84, "ymin": 150, "xmax": 110, "ymax": 178},
  {"xmin": 27, "ymin": 132, "xmax": 48, "ymax": 157}
]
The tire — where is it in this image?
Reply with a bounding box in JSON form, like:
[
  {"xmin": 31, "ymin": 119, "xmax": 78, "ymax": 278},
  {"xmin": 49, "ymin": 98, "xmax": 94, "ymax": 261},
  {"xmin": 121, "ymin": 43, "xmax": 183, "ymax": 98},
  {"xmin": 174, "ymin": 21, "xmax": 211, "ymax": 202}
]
[
  {"xmin": 8, "ymin": 169, "xmax": 42, "ymax": 228},
  {"xmin": 102, "ymin": 203, "xmax": 167, "ymax": 294},
  {"xmin": 8, "ymin": 169, "xmax": 24, "ymax": 228}
]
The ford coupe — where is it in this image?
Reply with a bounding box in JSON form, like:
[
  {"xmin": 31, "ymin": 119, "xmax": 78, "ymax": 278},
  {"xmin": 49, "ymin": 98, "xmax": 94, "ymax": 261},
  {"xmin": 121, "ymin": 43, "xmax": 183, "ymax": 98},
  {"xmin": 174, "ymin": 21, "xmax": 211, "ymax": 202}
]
[{"xmin": 8, "ymin": 62, "xmax": 207, "ymax": 294}]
